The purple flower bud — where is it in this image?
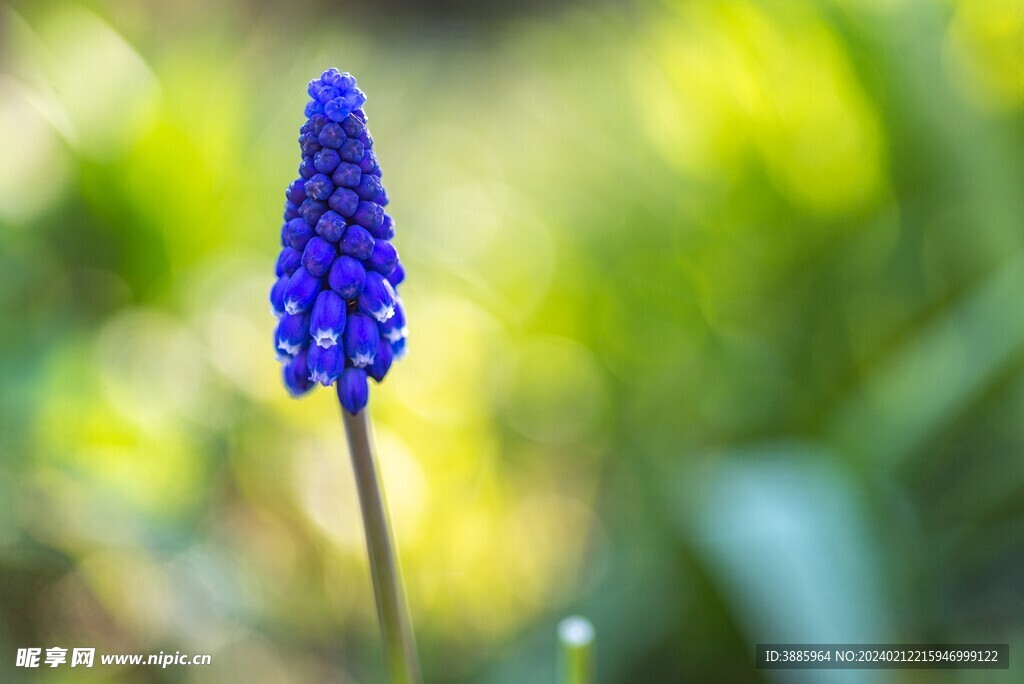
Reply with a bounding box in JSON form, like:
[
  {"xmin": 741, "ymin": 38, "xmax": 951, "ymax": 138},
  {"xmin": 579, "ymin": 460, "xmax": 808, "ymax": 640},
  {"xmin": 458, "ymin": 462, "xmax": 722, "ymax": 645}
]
[
  {"xmin": 284, "ymin": 348, "xmax": 314, "ymax": 396},
  {"xmin": 325, "ymin": 98, "xmax": 352, "ymax": 123},
  {"xmin": 286, "ymin": 178, "xmax": 307, "ymax": 204},
  {"xmin": 337, "ymin": 367, "xmax": 369, "ymax": 413},
  {"xmin": 301, "ymin": 236, "xmax": 336, "ymax": 277},
  {"xmin": 353, "ymin": 108, "xmax": 367, "ymax": 123},
  {"xmin": 304, "ymin": 100, "xmax": 324, "ymax": 118},
  {"xmin": 328, "ymin": 187, "xmax": 359, "ymax": 218},
  {"xmin": 318, "ymin": 122, "xmax": 345, "ymax": 149},
  {"xmin": 373, "ymin": 214, "xmax": 395, "ymax": 241},
  {"xmin": 366, "ymin": 240, "xmax": 398, "ymax": 276},
  {"xmin": 358, "ymin": 149, "xmax": 378, "ymax": 174},
  {"xmin": 328, "ymin": 255, "xmax": 366, "ymax": 299},
  {"xmin": 270, "ymin": 274, "xmax": 289, "ymax": 316},
  {"xmin": 317, "ymin": 85, "xmax": 339, "ymax": 105},
  {"xmin": 358, "ymin": 130, "xmax": 373, "ymax": 148},
  {"xmin": 308, "ymin": 78, "xmax": 323, "ymax": 98},
  {"xmin": 339, "ymin": 138, "xmax": 365, "ymax": 164},
  {"xmin": 331, "ymin": 162, "xmax": 361, "ymax": 189},
  {"xmin": 344, "ymin": 312, "xmax": 379, "ymax": 368},
  {"xmin": 308, "ymin": 342, "xmax": 344, "ymax": 386},
  {"xmin": 353, "ymin": 201, "xmax": 384, "ymax": 232},
  {"xmin": 356, "ymin": 174, "xmax": 383, "ymax": 201},
  {"xmin": 276, "ymin": 247, "xmax": 302, "ymax": 277},
  {"xmin": 299, "ymin": 157, "xmax": 316, "ymax": 179},
  {"xmin": 367, "ymin": 337, "xmax": 393, "ymax": 382},
  {"xmin": 299, "ymin": 132, "xmax": 321, "ymax": 156},
  {"xmin": 314, "ymin": 148, "xmax": 341, "ymax": 175},
  {"xmin": 299, "ymin": 198, "xmax": 327, "ymax": 226},
  {"xmin": 341, "ymin": 113, "xmax": 365, "ymax": 138},
  {"xmin": 379, "ymin": 300, "xmax": 407, "ymax": 344},
  {"xmin": 282, "ymin": 218, "xmax": 314, "ymax": 250},
  {"xmin": 359, "ymin": 271, "xmax": 396, "ymax": 322},
  {"xmin": 376, "ymin": 188, "xmax": 389, "ymax": 207},
  {"xmin": 315, "ymin": 210, "xmax": 347, "ymax": 243},
  {"xmin": 310, "ymin": 289, "xmax": 347, "ymax": 348},
  {"xmin": 304, "ymin": 173, "xmax": 334, "ymax": 201},
  {"xmin": 283, "ymin": 267, "xmax": 321, "ymax": 315},
  {"xmin": 341, "ymin": 225, "xmax": 375, "ymax": 260},
  {"xmin": 276, "ymin": 312, "xmax": 310, "ymax": 356}
]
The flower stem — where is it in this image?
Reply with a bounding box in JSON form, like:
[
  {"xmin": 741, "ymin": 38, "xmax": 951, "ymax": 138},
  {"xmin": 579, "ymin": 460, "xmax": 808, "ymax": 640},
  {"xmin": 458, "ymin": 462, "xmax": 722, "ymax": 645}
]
[
  {"xmin": 342, "ymin": 407, "xmax": 422, "ymax": 684},
  {"xmin": 558, "ymin": 616, "xmax": 595, "ymax": 684}
]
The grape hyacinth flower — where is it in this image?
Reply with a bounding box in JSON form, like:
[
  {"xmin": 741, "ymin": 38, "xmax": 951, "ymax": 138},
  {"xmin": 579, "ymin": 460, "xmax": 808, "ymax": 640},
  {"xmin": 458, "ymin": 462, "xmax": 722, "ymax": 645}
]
[
  {"xmin": 270, "ymin": 69, "xmax": 420, "ymax": 684},
  {"xmin": 271, "ymin": 69, "xmax": 407, "ymax": 410}
]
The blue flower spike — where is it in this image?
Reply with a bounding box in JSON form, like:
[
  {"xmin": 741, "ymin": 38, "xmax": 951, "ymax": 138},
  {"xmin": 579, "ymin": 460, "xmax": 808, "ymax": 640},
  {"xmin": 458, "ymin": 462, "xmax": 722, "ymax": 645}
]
[{"xmin": 270, "ymin": 69, "xmax": 406, "ymax": 413}]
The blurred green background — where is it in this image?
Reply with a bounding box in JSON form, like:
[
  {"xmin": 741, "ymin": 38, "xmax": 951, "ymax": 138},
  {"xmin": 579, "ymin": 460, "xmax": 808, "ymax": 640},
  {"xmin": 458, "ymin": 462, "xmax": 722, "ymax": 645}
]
[{"xmin": 2, "ymin": 0, "xmax": 1024, "ymax": 682}]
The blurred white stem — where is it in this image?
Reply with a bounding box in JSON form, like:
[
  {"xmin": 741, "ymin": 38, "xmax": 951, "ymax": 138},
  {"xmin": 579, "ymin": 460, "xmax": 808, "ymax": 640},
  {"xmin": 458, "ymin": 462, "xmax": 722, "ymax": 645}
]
[{"xmin": 559, "ymin": 616, "xmax": 595, "ymax": 684}]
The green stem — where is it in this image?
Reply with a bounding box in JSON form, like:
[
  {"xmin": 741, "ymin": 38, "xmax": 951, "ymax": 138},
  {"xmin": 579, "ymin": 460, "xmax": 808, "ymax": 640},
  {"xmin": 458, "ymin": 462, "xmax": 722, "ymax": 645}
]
[
  {"xmin": 342, "ymin": 407, "xmax": 422, "ymax": 684},
  {"xmin": 558, "ymin": 616, "xmax": 595, "ymax": 684}
]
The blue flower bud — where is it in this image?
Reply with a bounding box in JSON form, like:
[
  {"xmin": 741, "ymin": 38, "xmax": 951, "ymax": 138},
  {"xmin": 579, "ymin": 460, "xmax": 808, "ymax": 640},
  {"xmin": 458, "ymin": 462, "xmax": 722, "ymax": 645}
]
[
  {"xmin": 304, "ymin": 173, "xmax": 334, "ymax": 201},
  {"xmin": 344, "ymin": 312, "xmax": 379, "ymax": 367},
  {"xmin": 390, "ymin": 336, "xmax": 407, "ymax": 359},
  {"xmin": 304, "ymin": 100, "xmax": 324, "ymax": 118},
  {"xmin": 339, "ymin": 138, "xmax": 364, "ymax": 164},
  {"xmin": 325, "ymin": 98, "xmax": 352, "ymax": 122},
  {"xmin": 353, "ymin": 201, "xmax": 384, "ymax": 232},
  {"xmin": 310, "ymin": 289, "xmax": 347, "ymax": 348},
  {"xmin": 356, "ymin": 174, "xmax": 383, "ymax": 201},
  {"xmin": 299, "ymin": 157, "xmax": 316, "ymax": 179},
  {"xmin": 359, "ymin": 149, "xmax": 378, "ymax": 174},
  {"xmin": 283, "ymin": 200, "xmax": 300, "ymax": 221},
  {"xmin": 338, "ymin": 367, "xmax": 369, "ymax": 413},
  {"xmin": 366, "ymin": 240, "xmax": 398, "ymax": 276},
  {"xmin": 353, "ymin": 108, "xmax": 367, "ymax": 123},
  {"xmin": 270, "ymin": 274, "xmax": 289, "ymax": 316},
  {"xmin": 314, "ymin": 148, "xmax": 341, "ymax": 175},
  {"xmin": 308, "ymin": 78, "xmax": 324, "ymax": 98},
  {"xmin": 276, "ymin": 247, "xmax": 302, "ymax": 277},
  {"xmin": 328, "ymin": 255, "xmax": 366, "ymax": 299},
  {"xmin": 310, "ymin": 113, "xmax": 329, "ymax": 135},
  {"xmin": 284, "ymin": 348, "xmax": 314, "ymax": 396},
  {"xmin": 283, "ymin": 266, "xmax": 321, "ymax": 315},
  {"xmin": 318, "ymin": 122, "xmax": 344, "ymax": 149},
  {"xmin": 358, "ymin": 130, "xmax": 373, "ymax": 148},
  {"xmin": 376, "ymin": 188, "xmax": 390, "ymax": 207},
  {"xmin": 367, "ymin": 337, "xmax": 394, "ymax": 382},
  {"xmin": 331, "ymin": 162, "xmax": 361, "ymax": 189},
  {"xmin": 282, "ymin": 217, "xmax": 314, "ymax": 250},
  {"xmin": 298, "ymin": 198, "xmax": 328, "ymax": 226},
  {"xmin": 359, "ymin": 271, "xmax": 396, "ymax": 322},
  {"xmin": 379, "ymin": 300, "xmax": 407, "ymax": 344},
  {"xmin": 341, "ymin": 113, "xmax": 365, "ymax": 138},
  {"xmin": 334, "ymin": 72, "xmax": 356, "ymax": 92},
  {"xmin": 341, "ymin": 225, "xmax": 375, "ymax": 260},
  {"xmin": 316, "ymin": 85, "xmax": 339, "ymax": 104},
  {"xmin": 276, "ymin": 312, "xmax": 310, "ymax": 356},
  {"xmin": 286, "ymin": 178, "xmax": 307, "ymax": 204},
  {"xmin": 301, "ymin": 236, "xmax": 336, "ymax": 277},
  {"xmin": 315, "ymin": 210, "xmax": 347, "ymax": 243},
  {"xmin": 308, "ymin": 342, "xmax": 344, "ymax": 386},
  {"xmin": 328, "ymin": 187, "xmax": 359, "ymax": 218},
  {"xmin": 374, "ymin": 214, "xmax": 395, "ymax": 240},
  {"xmin": 343, "ymin": 87, "xmax": 366, "ymax": 112},
  {"xmin": 388, "ymin": 261, "xmax": 405, "ymax": 287},
  {"xmin": 299, "ymin": 132, "xmax": 321, "ymax": 156}
]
